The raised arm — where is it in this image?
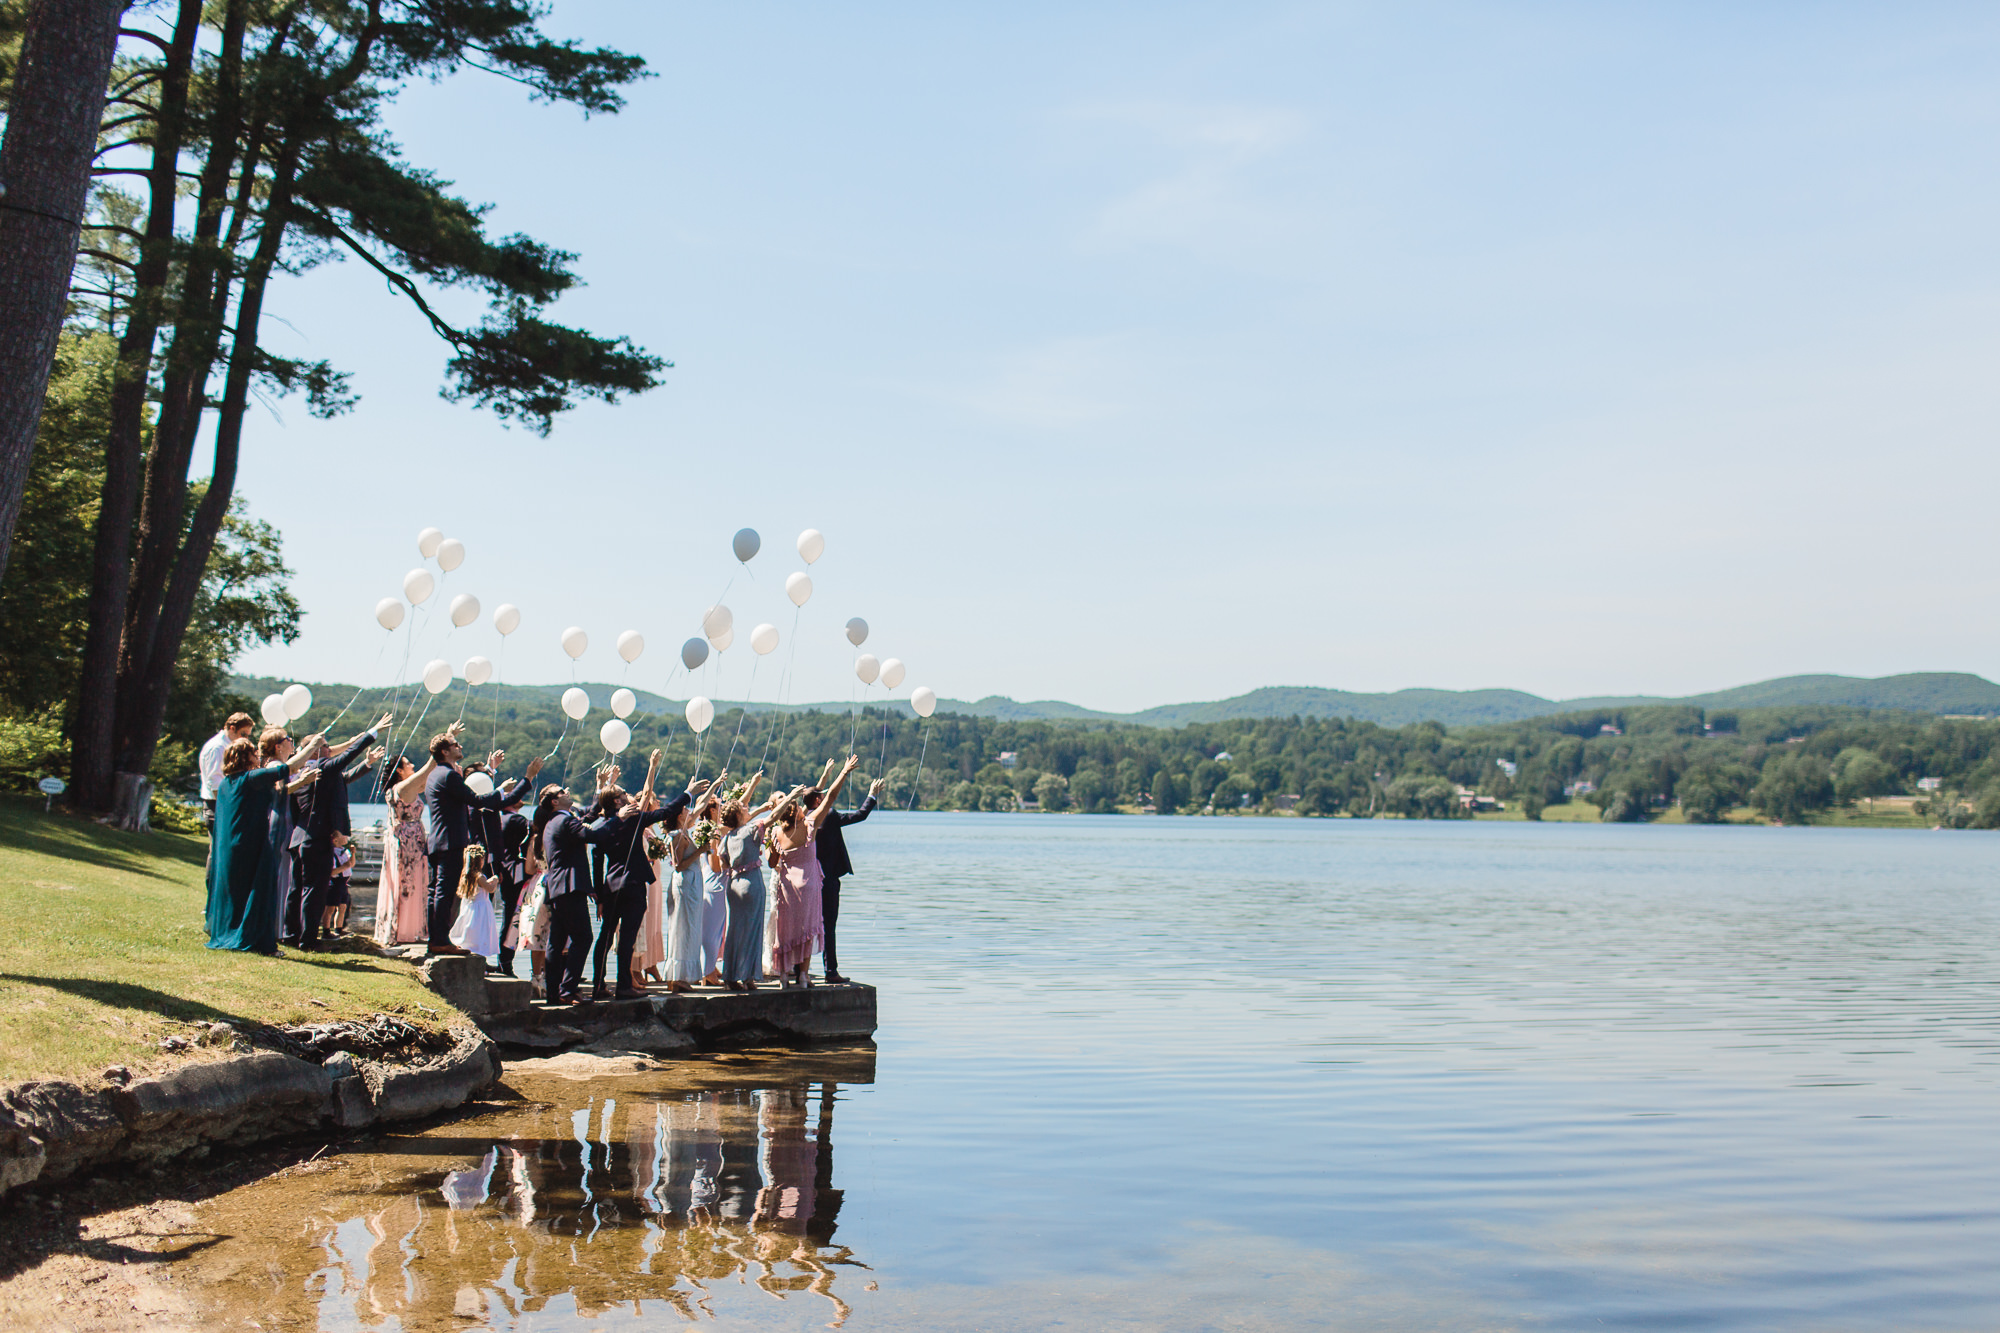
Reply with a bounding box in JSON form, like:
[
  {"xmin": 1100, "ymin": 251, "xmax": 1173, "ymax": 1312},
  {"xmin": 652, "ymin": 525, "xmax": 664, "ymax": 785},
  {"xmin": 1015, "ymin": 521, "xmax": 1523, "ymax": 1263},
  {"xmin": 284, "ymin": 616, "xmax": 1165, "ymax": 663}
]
[
  {"xmin": 806, "ymin": 756, "xmax": 861, "ymax": 835},
  {"xmin": 391, "ymin": 754, "xmax": 437, "ymax": 802}
]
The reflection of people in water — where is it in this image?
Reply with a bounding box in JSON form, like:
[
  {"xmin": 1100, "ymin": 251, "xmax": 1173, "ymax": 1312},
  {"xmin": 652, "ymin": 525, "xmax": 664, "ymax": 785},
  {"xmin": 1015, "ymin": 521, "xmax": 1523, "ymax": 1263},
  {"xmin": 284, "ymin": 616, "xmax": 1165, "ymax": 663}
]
[{"xmin": 325, "ymin": 1080, "xmax": 864, "ymax": 1328}]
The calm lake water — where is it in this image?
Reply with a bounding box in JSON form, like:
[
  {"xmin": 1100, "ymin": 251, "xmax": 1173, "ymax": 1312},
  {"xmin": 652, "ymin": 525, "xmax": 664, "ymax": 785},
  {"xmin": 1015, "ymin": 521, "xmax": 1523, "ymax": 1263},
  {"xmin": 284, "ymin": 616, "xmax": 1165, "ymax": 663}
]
[{"xmin": 171, "ymin": 815, "xmax": 1999, "ymax": 1330}]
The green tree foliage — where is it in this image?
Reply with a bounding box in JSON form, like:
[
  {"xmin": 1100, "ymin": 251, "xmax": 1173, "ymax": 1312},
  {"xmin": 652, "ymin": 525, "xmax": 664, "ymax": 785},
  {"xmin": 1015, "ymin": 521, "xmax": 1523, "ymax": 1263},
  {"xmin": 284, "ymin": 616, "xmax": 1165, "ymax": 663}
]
[
  {"xmin": 0, "ymin": 333, "xmax": 298, "ymax": 793},
  {"xmin": 237, "ymin": 681, "xmax": 2000, "ymax": 825},
  {"xmin": 1751, "ymin": 752, "xmax": 1836, "ymax": 824},
  {"xmin": 62, "ymin": 0, "xmax": 662, "ymax": 812}
]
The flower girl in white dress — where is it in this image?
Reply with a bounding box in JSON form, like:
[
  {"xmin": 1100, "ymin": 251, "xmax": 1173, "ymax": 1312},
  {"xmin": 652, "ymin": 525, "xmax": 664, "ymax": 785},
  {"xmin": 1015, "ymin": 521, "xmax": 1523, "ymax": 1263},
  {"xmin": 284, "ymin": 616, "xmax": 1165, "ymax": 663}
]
[{"xmin": 449, "ymin": 844, "xmax": 501, "ymax": 961}]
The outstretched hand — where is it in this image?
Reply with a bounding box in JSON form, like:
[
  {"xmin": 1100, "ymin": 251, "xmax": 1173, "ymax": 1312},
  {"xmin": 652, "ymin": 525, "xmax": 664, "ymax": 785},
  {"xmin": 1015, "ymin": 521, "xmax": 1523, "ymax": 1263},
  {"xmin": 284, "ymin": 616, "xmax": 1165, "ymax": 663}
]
[
  {"xmin": 686, "ymin": 775, "xmax": 713, "ymax": 798},
  {"xmin": 525, "ymin": 755, "xmax": 544, "ymax": 781},
  {"xmin": 486, "ymin": 749, "xmax": 505, "ymax": 770},
  {"xmin": 869, "ymin": 778, "xmax": 887, "ymax": 799},
  {"xmin": 842, "ymin": 754, "xmax": 861, "ymax": 773},
  {"xmin": 446, "ymin": 720, "xmax": 467, "ymax": 740},
  {"xmin": 373, "ymin": 712, "xmax": 394, "ymax": 733},
  {"xmin": 365, "ymin": 745, "xmax": 387, "ymax": 767}
]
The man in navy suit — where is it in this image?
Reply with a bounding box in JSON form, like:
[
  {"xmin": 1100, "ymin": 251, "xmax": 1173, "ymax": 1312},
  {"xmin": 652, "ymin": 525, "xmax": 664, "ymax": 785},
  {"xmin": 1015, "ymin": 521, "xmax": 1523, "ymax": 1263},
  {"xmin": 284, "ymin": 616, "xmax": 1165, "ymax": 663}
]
[
  {"xmin": 290, "ymin": 713, "xmax": 392, "ymax": 949},
  {"xmin": 423, "ymin": 725, "xmax": 541, "ymax": 955},
  {"xmin": 809, "ymin": 773, "xmax": 885, "ymax": 984}
]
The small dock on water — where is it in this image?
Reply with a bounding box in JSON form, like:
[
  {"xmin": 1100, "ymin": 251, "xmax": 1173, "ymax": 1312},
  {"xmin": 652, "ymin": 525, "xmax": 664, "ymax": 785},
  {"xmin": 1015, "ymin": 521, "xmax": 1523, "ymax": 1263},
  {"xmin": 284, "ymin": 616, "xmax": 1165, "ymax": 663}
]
[{"xmin": 411, "ymin": 953, "xmax": 878, "ymax": 1057}]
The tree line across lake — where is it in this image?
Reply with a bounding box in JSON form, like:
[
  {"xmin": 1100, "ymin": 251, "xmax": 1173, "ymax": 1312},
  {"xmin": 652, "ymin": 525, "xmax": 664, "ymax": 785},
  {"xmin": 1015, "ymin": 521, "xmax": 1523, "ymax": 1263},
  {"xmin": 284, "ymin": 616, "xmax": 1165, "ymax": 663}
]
[{"xmin": 245, "ymin": 683, "xmax": 2000, "ymax": 828}]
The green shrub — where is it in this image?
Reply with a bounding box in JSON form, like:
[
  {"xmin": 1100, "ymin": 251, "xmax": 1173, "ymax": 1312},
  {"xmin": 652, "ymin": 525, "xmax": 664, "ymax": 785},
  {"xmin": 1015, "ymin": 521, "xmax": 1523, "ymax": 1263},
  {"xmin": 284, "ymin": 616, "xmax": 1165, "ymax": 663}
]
[
  {"xmin": 150, "ymin": 791, "xmax": 206, "ymax": 835},
  {"xmin": 0, "ymin": 707, "xmax": 67, "ymax": 793}
]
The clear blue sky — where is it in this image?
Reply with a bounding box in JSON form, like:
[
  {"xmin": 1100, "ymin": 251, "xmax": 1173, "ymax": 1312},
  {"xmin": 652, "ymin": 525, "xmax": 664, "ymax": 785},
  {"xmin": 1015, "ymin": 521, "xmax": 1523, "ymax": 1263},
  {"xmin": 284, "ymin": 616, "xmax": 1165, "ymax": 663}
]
[{"xmin": 233, "ymin": 1, "xmax": 2000, "ymax": 712}]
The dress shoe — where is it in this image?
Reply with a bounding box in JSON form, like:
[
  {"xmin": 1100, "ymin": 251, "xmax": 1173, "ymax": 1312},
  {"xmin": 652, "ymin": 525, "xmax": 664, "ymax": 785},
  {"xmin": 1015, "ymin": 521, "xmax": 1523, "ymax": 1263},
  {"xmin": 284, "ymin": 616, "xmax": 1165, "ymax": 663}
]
[{"xmin": 825, "ymin": 972, "xmax": 850, "ymax": 985}]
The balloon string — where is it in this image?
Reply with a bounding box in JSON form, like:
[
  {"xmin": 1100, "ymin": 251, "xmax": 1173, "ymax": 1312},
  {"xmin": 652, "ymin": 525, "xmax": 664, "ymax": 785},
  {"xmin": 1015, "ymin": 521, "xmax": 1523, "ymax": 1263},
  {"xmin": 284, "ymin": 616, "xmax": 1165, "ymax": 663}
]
[
  {"xmin": 767, "ymin": 605, "xmax": 804, "ymax": 785},
  {"xmin": 723, "ymin": 656, "xmax": 760, "ymax": 771},
  {"xmin": 491, "ymin": 638, "xmax": 506, "ymax": 756},
  {"xmin": 906, "ymin": 717, "xmax": 931, "ymax": 812},
  {"xmin": 321, "ymin": 631, "xmax": 392, "ymax": 738}
]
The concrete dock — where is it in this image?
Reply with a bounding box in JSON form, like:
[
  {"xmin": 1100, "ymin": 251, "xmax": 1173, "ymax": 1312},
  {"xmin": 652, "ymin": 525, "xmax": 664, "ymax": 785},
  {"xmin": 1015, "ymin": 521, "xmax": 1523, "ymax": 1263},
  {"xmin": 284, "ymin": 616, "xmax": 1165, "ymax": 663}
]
[{"xmin": 416, "ymin": 955, "xmax": 877, "ymax": 1056}]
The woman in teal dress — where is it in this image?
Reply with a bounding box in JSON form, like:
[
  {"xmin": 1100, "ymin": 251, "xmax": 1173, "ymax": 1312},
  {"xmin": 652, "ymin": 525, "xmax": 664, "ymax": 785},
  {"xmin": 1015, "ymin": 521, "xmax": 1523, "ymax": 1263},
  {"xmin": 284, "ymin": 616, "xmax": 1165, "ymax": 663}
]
[{"xmin": 206, "ymin": 735, "xmax": 320, "ymax": 953}]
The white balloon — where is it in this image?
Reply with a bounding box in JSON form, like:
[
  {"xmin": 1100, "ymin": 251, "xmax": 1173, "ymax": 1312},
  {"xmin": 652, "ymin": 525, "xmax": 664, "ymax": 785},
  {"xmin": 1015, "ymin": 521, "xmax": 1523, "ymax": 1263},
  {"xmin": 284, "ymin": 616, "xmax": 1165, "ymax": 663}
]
[
  {"xmin": 464, "ymin": 655, "xmax": 493, "ymax": 686},
  {"xmin": 561, "ymin": 687, "xmax": 590, "ymax": 720},
  {"xmin": 282, "ymin": 683, "xmax": 312, "ymax": 720},
  {"xmin": 561, "ymin": 626, "xmax": 588, "ymax": 660},
  {"xmin": 403, "ymin": 568, "xmax": 434, "ymax": 604},
  {"xmin": 880, "ymin": 657, "xmax": 906, "ymax": 689},
  {"xmin": 685, "ymin": 696, "xmax": 714, "ymax": 734},
  {"xmin": 855, "ymin": 653, "xmax": 880, "ymax": 685},
  {"xmin": 465, "ymin": 771, "xmax": 496, "ymax": 797},
  {"xmin": 785, "ymin": 571, "xmax": 813, "ymax": 607},
  {"xmin": 617, "ymin": 630, "xmax": 645, "ymax": 663},
  {"xmin": 375, "ymin": 597, "xmax": 405, "ymax": 631},
  {"xmin": 711, "ymin": 626, "xmax": 734, "ymax": 652},
  {"xmin": 423, "ymin": 659, "xmax": 452, "ymax": 694},
  {"xmin": 260, "ymin": 693, "xmax": 287, "ymax": 727},
  {"xmin": 911, "ymin": 686, "xmax": 937, "ymax": 718},
  {"xmin": 702, "ymin": 604, "xmax": 733, "ymax": 644},
  {"xmin": 750, "ymin": 622, "xmax": 779, "ymax": 655},
  {"xmin": 436, "ymin": 537, "xmax": 465, "ymax": 571},
  {"xmin": 493, "ymin": 603, "xmax": 521, "ymax": 636},
  {"xmin": 450, "ymin": 592, "xmax": 480, "ymax": 628},
  {"xmin": 600, "ymin": 718, "xmax": 632, "ymax": 755},
  {"xmin": 681, "ymin": 637, "xmax": 710, "ymax": 671},
  {"xmin": 611, "ymin": 687, "xmax": 637, "ymax": 718},
  {"xmin": 417, "ymin": 527, "xmax": 443, "ymax": 558},
  {"xmin": 844, "ymin": 617, "xmax": 868, "ymax": 646},
  {"xmin": 797, "ymin": 528, "xmax": 825, "ymax": 564}
]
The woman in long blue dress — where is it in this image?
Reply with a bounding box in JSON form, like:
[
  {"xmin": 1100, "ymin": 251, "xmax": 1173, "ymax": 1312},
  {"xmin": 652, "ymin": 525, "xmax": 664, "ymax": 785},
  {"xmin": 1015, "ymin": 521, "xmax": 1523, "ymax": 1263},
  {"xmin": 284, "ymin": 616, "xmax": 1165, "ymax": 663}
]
[
  {"xmin": 718, "ymin": 793, "xmax": 777, "ymax": 992},
  {"xmin": 206, "ymin": 736, "xmax": 319, "ymax": 953}
]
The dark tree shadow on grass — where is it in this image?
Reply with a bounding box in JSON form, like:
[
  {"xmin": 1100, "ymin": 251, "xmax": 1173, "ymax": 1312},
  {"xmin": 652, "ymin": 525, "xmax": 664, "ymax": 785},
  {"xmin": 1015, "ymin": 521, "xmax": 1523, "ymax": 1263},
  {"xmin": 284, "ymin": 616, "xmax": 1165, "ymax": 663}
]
[
  {"xmin": 0, "ymin": 974, "xmax": 251, "ymax": 1028},
  {"xmin": 0, "ymin": 797, "xmax": 206, "ymax": 881}
]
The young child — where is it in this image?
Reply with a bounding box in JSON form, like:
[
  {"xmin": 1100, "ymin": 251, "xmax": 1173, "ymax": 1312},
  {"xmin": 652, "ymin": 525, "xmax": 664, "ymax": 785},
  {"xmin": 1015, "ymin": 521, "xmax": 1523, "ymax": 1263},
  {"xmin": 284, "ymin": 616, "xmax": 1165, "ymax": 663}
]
[
  {"xmin": 322, "ymin": 831, "xmax": 354, "ymax": 936},
  {"xmin": 448, "ymin": 844, "xmax": 500, "ymax": 966}
]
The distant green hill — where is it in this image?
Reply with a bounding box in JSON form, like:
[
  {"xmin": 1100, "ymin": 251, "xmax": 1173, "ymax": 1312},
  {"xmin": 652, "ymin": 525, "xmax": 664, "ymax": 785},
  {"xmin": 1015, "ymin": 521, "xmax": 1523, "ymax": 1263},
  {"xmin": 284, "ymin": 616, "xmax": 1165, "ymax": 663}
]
[
  {"xmin": 930, "ymin": 673, "xmax": 2000, "ymax": 728},
  {"xmin": 232, "ymin": 671, "xmax": 2000, "ymax": 734}
]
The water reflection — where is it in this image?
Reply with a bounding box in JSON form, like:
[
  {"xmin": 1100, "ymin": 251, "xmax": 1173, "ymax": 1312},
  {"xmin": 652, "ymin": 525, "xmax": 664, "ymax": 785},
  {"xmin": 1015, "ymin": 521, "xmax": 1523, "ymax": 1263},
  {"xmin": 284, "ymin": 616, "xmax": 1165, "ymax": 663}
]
[{"xmin": 295, "ymin": 1057, "xmax": 871, "ymax": 1329}]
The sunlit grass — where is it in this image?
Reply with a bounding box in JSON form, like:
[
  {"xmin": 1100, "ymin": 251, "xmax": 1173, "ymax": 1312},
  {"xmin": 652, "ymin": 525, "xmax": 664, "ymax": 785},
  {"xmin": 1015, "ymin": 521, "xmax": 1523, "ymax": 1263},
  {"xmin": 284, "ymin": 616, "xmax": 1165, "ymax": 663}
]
[{"xmin": 0, "ymin": 795, "xmax": 454, "ymax": 1083}]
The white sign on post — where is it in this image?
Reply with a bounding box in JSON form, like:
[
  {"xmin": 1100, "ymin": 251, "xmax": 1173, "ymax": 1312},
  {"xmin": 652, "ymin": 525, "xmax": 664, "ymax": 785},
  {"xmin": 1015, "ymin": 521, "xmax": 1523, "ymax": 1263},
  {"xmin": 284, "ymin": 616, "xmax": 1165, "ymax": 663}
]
[{"xmin": 38, "ymin": 776, "xmax": 65, "ymax": 812}]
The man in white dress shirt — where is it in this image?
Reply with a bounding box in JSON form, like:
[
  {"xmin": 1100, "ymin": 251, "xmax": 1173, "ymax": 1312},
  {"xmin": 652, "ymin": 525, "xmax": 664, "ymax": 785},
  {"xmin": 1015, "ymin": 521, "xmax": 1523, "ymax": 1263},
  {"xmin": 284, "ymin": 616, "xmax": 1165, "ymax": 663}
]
[{"xmin": 199, "ymin": 711, "xmax": 255, "ymax": 865}]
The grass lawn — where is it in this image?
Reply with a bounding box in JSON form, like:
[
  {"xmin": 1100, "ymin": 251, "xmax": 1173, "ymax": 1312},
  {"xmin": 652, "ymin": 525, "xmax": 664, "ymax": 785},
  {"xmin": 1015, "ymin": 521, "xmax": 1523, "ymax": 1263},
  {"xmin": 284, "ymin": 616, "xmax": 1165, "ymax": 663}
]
[{"xmin": 0, "ymin": 795, "xmax": 454, "ymax": 1085}]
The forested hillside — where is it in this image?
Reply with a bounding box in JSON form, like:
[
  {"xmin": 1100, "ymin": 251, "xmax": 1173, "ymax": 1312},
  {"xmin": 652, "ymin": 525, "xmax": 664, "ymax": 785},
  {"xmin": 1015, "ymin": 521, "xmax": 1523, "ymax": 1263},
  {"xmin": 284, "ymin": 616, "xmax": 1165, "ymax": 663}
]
[{"xmin": 225, "ymin": 676, "xmax": 2000, "ymax": 828}]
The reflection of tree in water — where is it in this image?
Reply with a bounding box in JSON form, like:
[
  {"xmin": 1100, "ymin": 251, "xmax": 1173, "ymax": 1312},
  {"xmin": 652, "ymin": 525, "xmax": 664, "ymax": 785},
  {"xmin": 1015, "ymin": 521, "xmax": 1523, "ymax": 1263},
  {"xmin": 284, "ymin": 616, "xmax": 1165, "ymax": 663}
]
[{"xmin": 338, "ymin": 1081, "xmax": 864, "ymax": 1327}]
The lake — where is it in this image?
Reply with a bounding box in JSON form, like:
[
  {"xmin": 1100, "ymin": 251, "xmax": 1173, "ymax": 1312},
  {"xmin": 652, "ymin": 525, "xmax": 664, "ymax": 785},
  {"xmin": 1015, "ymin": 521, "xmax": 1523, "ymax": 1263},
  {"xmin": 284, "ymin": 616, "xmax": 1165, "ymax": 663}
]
[{"xmin": 165, "ymin": 815, "xmax": 2000, "ymax": 1329}]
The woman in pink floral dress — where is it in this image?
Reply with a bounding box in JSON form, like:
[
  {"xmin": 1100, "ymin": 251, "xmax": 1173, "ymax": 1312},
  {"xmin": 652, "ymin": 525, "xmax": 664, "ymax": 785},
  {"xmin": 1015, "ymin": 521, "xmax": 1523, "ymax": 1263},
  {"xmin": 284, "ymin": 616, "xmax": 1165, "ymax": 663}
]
[{"xmin": 373, "ymin": 755, "xmax": 434, "ymax": 946}]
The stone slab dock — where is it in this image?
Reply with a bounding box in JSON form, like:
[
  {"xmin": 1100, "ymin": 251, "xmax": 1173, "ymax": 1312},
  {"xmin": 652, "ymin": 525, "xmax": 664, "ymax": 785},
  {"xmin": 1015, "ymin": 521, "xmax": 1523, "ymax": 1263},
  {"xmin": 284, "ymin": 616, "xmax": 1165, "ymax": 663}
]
[{"xmin": 416, "ymin": 955, "xmax": 877, "ymax": 1056}]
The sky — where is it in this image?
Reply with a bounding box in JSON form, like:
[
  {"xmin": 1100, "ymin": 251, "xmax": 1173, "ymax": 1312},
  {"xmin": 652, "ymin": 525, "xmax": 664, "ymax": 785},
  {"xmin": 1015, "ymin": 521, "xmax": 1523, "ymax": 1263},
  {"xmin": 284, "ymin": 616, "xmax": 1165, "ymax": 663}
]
[{"xmin": 230, "ymin": 1, "xmax": 2000, "ymax": 713}]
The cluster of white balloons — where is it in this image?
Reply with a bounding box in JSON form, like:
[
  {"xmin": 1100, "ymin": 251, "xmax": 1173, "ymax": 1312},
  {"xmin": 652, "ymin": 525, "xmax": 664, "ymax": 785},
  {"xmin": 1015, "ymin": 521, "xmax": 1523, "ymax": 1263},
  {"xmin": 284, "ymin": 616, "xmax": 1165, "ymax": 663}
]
[
  {"xmin": 364, "ymin": 521, "xmax": 940, "ymax": 752},
  {"xmin": 369, "ymin": 530, "xmax": 531, "ymax": 702},
  {"xmin": 259, "ymin": 682, "xmax": 313, "ymax": 726}
]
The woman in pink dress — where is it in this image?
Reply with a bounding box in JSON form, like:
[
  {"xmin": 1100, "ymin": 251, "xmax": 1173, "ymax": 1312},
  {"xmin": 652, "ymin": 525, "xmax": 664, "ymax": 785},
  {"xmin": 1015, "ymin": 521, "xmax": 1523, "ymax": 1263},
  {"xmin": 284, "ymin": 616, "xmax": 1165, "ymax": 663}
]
[
  {"xmin": 373, "ymin": 753, "xmax": 436, "ymax": 946},
  {"xmin": 764, "ymin": 755, "xmax": 859, "ymax": 989}
]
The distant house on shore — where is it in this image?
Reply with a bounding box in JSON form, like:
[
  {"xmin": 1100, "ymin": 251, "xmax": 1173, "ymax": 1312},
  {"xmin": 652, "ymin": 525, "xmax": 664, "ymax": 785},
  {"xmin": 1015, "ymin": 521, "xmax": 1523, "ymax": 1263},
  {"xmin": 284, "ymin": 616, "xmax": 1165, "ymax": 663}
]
[
  {"xmin": 1917, "ymin": 776, "xmax": 1943, "ymax": 792},
  {"xmin": 996, "ymin": 751, "xmax": 1018, "ymax": 768},
  {"xmin": 1495, "ymin": 758, "xmax": 1518, "ymax": 778},
  {"xmin": 1565, "ymin": 778, "xmax": 1596, "ymax": 798},
  {"xmin": 1214, "ymin": 751, "xmax": 1233, "ymax": 764},
  {"xmin": 1456, "ymin": 785, "xmax": 1502, "ymax": 812},
  {"xmin": 1599, "ymin": 723, "xmax": 1622, "ymax": 736}
]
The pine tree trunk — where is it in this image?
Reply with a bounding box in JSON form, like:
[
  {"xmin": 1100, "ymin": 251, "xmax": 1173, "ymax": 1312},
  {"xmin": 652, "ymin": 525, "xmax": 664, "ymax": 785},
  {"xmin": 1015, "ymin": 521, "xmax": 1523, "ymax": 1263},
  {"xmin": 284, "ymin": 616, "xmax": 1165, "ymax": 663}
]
[
  {"xmin": 70, "ymin": 0, "xmax": 202, "ymax": 812},
  {"xmin": 0, "ymin": 0, "xmax": 127, "ymax": 584},
  {"xmin": 108, "ymin": 771, "xmax": 153, "ymax": 833}
]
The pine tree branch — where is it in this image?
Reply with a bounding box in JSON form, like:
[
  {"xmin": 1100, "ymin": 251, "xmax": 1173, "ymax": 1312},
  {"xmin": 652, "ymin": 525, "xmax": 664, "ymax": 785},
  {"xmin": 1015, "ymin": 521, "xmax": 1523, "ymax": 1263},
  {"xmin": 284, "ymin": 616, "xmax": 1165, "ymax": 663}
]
[{"xmin": 301, "ymin": 207, "xmax": 465, "ymax": 346}]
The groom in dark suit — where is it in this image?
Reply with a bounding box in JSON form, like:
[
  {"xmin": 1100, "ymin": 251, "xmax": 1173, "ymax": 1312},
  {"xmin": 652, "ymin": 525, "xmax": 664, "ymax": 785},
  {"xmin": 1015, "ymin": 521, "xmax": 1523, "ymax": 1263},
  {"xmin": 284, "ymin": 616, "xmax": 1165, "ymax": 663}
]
[
  {"xmin": 423, "ymin": 725, "xmax": 541, "ymax": 954},
  {"xmin": 291, "ymin": 713, "xmax": 392, "ymax": 949},
  {"xmin": 810, "ymin": 773, "xmax": 884, "ymax": 984}
]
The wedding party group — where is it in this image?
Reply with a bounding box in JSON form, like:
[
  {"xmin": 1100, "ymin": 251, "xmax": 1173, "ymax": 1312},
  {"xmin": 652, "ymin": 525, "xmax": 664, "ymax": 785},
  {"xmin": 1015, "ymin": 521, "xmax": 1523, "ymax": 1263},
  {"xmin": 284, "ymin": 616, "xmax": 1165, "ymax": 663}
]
[{"xmin": 199, "ymin": 711, "xmax": 879, "ymax": 1006}]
